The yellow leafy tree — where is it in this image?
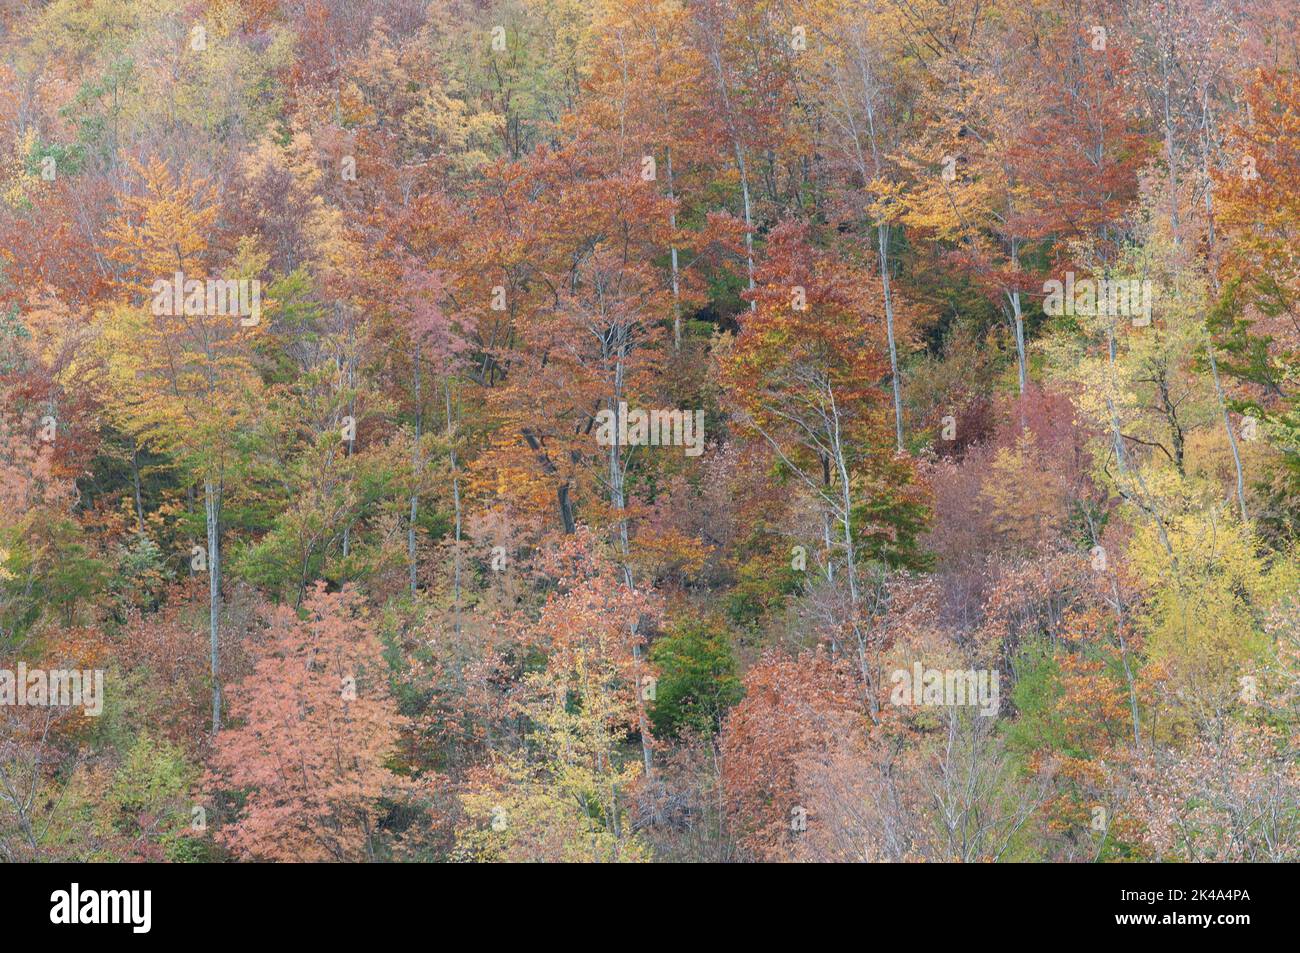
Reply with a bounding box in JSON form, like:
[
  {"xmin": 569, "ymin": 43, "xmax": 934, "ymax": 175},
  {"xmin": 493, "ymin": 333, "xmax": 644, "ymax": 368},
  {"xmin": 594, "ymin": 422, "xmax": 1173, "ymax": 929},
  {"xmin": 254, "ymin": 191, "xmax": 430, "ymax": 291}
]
[
  {"xmin": 1128, "ymin": 501, "xmax": 1298, "ymax": 724},
  {"xmin": 99, "ymin": 157, "xmax": 266, "ymax": 734}
]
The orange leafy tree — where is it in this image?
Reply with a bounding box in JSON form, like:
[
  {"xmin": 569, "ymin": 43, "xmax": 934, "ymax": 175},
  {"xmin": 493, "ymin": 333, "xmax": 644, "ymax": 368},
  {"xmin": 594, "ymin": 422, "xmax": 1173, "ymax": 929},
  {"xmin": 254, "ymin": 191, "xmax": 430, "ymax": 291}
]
[
  {"xmin": 718, "ymin": 220, "xmax": 926, "ymax": 708},
  {"xmin": 205, "ymin": 583, "xmax": 432, "ymax": 861},
  {"xmin": 719, "ymin": 648, "xmax": 862, "ymax": 860}
]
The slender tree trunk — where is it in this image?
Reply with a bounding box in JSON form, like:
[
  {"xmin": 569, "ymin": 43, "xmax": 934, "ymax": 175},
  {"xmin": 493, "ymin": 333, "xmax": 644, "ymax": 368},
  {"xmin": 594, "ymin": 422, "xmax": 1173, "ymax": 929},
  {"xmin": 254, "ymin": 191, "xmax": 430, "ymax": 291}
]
[
  {"xmin": 409, "ymin": 342, "xmax": 421, "ymax": 595},
  {"xmin": 1196, "ymin": 94, "xmax": 1250, "ymax": 523},
  {"xmin": 1109, "ymin": 575, "xmax": 1142, "ymax": 749},
  {"xmin": 1009, "ymin": 287, "xmax": 1029, "ymax": 433},
  {"xmin": 1207, "ymin": 341, "xmax": 1249, "ymax": 521},
  {"xmin": 1163, "ymin": 46, "xmax": 1180, "ymax": 235},
  {"xmin": 608, "ymin": 344, "xmax": 653, "ymax": 778},
  {"xmin": 557, "ymin": 485, "xmax": 575, "ymax": 534},
  {"xmin": 704, "ymin": 32, "xmax": 755, "ymax": 312},
  {"xmin": 822, "ymin": 511, "xmax": 835, "ymax": 584},
  {"xmin": 736, "ymin": 142, "xmax": 756, "ymax": 310},
  {"xmin": 667, "ymin": 147, "xmax": 683, "ymax": 349},
  {"xmin": 1087, "ymin": 502, "xmax": 1142, "ymax": 751},
  {"xmin": 828, "ymin": 388, "xmax": 877, "ymax": 719},
  {"xmin": 445, "ymin": 377, "xmax": 462, "ymax": 634},
  {"xmin": 203, "ymin": 476, "xmax": 222, "ymax": 734},
  {"xmin": 131, "ymin": 437, "xmax": 144, "ymax": 535},
  {"xmin": 1012, "ymin": 295, "xmax": 1028, "ymax": 395},
  {"xmin": 855, "ymin": 53, "xmax": 904, "ymax": 451},
  {"xmin": 1007, "ymin": 238, "xmax": 1028, "ymax": 398},
  {"xmin": 878, "ymin": 224, "xmax": 904, "ymax": 451},
  {"xmin": 343, "ymin": 313, "xmax": 355, "ymax": 559}
]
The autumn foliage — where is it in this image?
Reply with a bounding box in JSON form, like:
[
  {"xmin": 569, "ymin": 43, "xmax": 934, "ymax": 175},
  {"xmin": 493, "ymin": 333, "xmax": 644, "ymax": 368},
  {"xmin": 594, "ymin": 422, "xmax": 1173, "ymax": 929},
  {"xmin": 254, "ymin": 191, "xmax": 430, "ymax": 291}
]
[{"xmin": 0, "ymin": 0, "xmax": 1297, "ymax": 866}]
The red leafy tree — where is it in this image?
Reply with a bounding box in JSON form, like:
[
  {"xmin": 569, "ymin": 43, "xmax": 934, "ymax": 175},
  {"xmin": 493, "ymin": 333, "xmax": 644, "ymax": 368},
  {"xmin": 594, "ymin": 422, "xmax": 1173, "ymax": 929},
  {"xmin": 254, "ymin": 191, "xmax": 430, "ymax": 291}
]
[
  {"xmin": 205, "ymin": 583, "xmax": 428, "ymax": 861},
  {"xmin": 719, "ymin": 648, "xmax": 862, "ymax": 859}
]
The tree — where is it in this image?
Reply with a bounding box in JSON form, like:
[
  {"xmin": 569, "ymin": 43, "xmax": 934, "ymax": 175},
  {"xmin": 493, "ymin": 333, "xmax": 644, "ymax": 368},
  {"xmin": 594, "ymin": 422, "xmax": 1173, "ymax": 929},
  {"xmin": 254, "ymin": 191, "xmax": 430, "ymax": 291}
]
[
  {"xmin": 719, "ymin": 220, "xmax": 926, "ymax": 710},
  {"xmin": 101, "ymin": 157, "xmax": 266, "ymax": 733},
  {"xmin": 206, "ymin": 583, "xmax": 429, "ymax": 862},
  {"xmin": 719, "ymin": 648, "xmax": 861, "ymax": 860},
  {"xmin": 648, "ymin": 615, "xmax": 742, "ymax": 739},
  {"xmin": 1211, "ymin": 69, "xmax": 1300, "ymax": 539},
  {"xmin": 456, "ymin": 529, "xmax": 659, "ymax": 861}
]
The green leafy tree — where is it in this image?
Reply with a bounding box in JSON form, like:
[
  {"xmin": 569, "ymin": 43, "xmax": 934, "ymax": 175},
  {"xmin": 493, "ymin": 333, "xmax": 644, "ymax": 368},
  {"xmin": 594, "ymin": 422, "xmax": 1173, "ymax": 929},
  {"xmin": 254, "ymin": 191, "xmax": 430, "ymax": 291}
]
[{"xmin": 648, "ymin": 616, "xmax": 743, "ymax": 739}]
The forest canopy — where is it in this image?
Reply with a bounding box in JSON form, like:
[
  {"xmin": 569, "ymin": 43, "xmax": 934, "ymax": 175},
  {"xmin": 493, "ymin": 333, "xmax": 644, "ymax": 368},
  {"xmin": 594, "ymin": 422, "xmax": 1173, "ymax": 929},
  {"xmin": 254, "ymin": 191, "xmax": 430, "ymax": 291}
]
[{"xmin": 0, "ymin": 0, "xmax": 1297, "ymax": 864}]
